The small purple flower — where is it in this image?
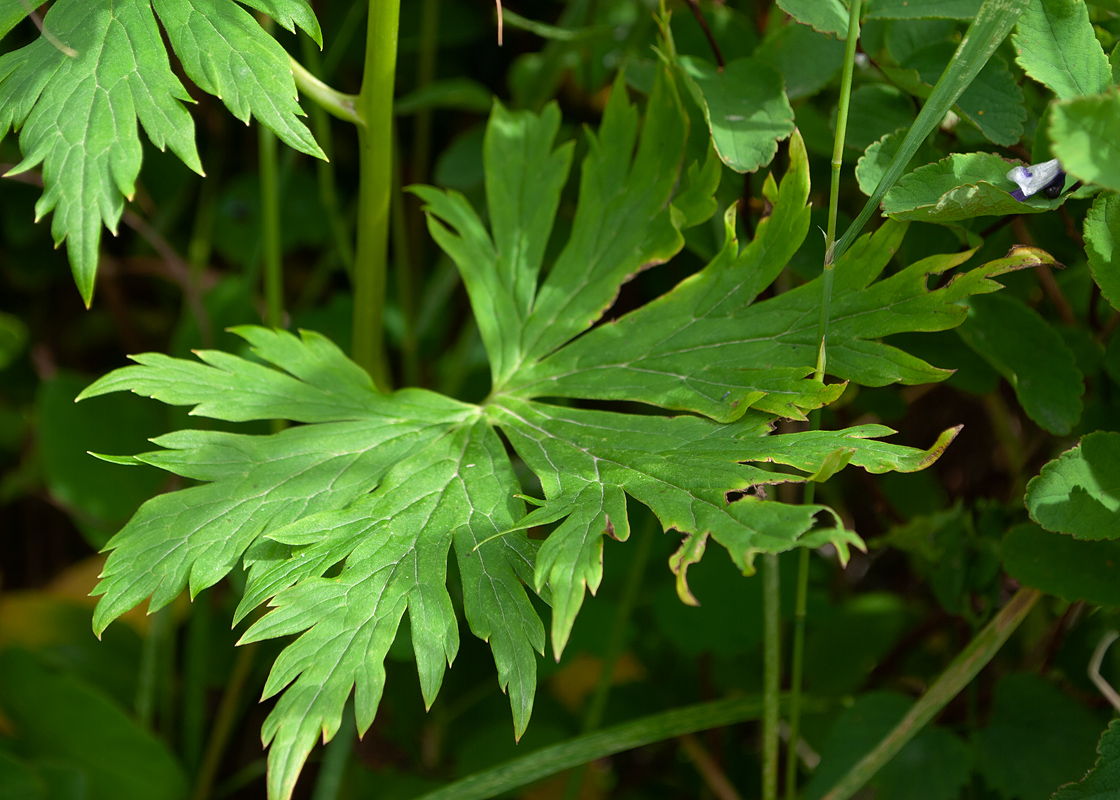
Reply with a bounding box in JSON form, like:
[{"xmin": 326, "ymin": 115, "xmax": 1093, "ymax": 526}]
[{"xmin": 1007, "ymin": 158, "xmax": 1066, "ymax": 201}]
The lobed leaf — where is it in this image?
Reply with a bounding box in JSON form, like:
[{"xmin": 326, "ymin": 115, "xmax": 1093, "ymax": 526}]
[{"xmin": 0, "ymin": 0, "xmax": 322, "ymax": 304}]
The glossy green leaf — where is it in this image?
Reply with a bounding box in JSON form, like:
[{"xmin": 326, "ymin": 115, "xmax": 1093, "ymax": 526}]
[
  {"xmin": 1053, "ymin": 720, "xmax": 1120, "ymax": 800},
  {"xmin": 0, "ymin": 649, "xmax": 188, "ymax": 800},
  {"xmin": 865, "ymin": 0, "xmax": 982, "ymax": 18},
  {"xmin": 974, "ymin": 673, "xmax": 1104, "ymax": 800},
  {"xmin": 1002, "ymin": 523, "xmax": 1120, "ymax": 606},
  {"xmin": 676, "ymin": 56, "xmax": 794, "ymax": 174},
  {"xmin": 1025, "ymin": 432, "xmax": 1120, "ymax": 539},
  {"xmin": 956, "ymin": 293, "xmax": 1084, "ymax": 435},
  {"xmin": 1086, "ymin": 192, "xmax": 1120, "ymax": 312},
  {"xmin": 1013, "ymin": 0, "xmax": 1112, "ymax": 100},
  {"xmin": 775, "ymin": 0, "xmax": 848, "ymax": 38},
  {"xmin": 803, "ymin": 692, "xmax": 972, "ymax": 800},
  {"xmin": 1050, "ymin": 91, "xmax": 1120, "ymax": 192},
  {"xmin": 882, "ymin": 152, "xmax": 1071, "ymax": 221},
  {"xmin": 834, "ymin": 0, "xmax": 1029, "ymax": 261},
  {"xmin": 0, "ymin": 0, "xmax": 322, "ymax": 304}
]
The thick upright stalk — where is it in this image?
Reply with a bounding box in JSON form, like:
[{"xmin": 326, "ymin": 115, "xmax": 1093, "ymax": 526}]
[
  {"xmin": 821, "ymin": 588, "xmax": 1041, "ymax": 800},
  {"xmin": 761, "ymin": 553, "xmax": 781, "ymax": 800},
  {"xmin": 352, "ymin": 0, "xmax": 401, "ymax": 390},
  {"xmin": 814, "ymin": 0, "xmax": 862, "ymax": 380}
]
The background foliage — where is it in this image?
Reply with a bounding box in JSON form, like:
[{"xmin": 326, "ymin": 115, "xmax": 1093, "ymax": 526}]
[{"xmin": 2, "ymin": 1, "xmax": 1120, "ymax": 799}]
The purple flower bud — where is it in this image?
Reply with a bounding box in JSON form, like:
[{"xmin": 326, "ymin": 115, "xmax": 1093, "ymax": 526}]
[{"xmin": 1007, "ymin": 158, "xmax": 1065, "ymax": 201}]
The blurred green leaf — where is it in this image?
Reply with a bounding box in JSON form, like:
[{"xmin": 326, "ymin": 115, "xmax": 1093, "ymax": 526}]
[
  {"xmin": 804, "ymin": 692, "xmax": 972, "ymax": 800},
  {"xmin": 956, "ymin": 293, "xmax": 1084, "ymax": 435},
  {"xmin": 754, "ymin": 21, "xmax": 846, "ymax": 100},
  {"xmin": 1013, "ymin": 0, "xmax": 1112, "ymax": 100},
  {"xmin": 676, "ymin": 56, "xmax": 794, "ymax": 174},
  {"xmin": 0, "ymin": 750, "xmax": 44, "ymax": 800},
  {"xmin": 865, "ymin": 0, "xmax": 982, "ymax": 18},
  {"xmin": 1050, "ymin": 91, "xmax": 1120, "ymax": 192},
  {"xmin": 0, "ymin": 649, "xmax": 188, "ymax": 800},
  {"xmin": 882, "ymin": 152, "xmax": 1071, "ymax": 221},
  {"xmin": 36, "ymin": 373, "xmax": 167, "ymax": 546},
  {"xmin": 974, "ymin": 673, "xmax": 1104, "ymax": 800},
  {"xmin": 395, "ymin": 78, "xmax": 492, "ymax": 115},
  {"xmin": 1085, "ymin": 192, "xmax": 1120, "ymax": 312},
  {"xmin": 1025, "ymin": 431, "xmax": 1120, "ymax": 539},
  {"xmin": 894, "ymin": 44, "xmax": 1025, "ymax": 145},
  {"xmin": 1053, "ymin": 720, "xmax": 1120, "ymax": 800},
  {"xmin": 1002, "ymin": 523, "xmax": 1120, "ymax": 606},
  {"xmin": 835, "ymin": 84, "xmax": 914, "ymax": 151},
  {"xmin": 0, "ymin": 312, "xmax": 28, "ymax": 371}
]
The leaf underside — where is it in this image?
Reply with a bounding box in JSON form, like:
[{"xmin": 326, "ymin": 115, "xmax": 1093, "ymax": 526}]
[{"xmin": 81, "ymin": 66, "xmax": 1018, "ymax": 800}]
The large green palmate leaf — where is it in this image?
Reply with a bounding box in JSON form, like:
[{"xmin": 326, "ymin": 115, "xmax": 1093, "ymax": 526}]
[
  {"xmin": 0, "ymin": 0, "xmax": 324, "ymax": 305},
  {"xmin": 82, "ymin": 67, "xmax": 1022, "ymax": 800}
]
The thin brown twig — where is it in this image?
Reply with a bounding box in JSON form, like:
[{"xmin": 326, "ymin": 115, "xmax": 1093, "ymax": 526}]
[
  {"xmin": 1011, "ymin": 217, "xmax": 1075, "ymax": 326},
  {"xmin": 683, "ymin": 0, "xmax": 724, "ymax": 69},
  {"xmin": 678, "ymin": 733, "xmax": 744, "ymax": 800}
]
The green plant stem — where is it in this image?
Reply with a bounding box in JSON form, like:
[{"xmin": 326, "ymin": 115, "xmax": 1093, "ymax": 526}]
[
  {"xmin": 783, "ymin": 544, "xmax": 811, "ymax": 799},
  {"xmin": 411, "ymin": 0, "xmax": 440, "ymax": 188},
  {"xmin": 414, "ymin": 694, "xmax": 833, "ymax": 800},
  {"xmin": 351, "ymin": 0, "xmax": 401, "ymax": 390},
  {"xmin": 814, "ymin": 0, "xmax": 862, "ymax": 380},
  {"xmin": 290, "ymin": 57, "xmax": 362, "ymax": 126},
  {"xmin": 191, "ymin": 643, "xmax": 259, "ymax": 800},
  {"xmin": 820, "ymin": 588, "xmax": 1041, "ymax": 800},
  {"xmin": 298, "ymin": 40, "xmax": 355, "ymax": 277},
  {"xmin": 761, "ymin": 553, "xmax": 781, "ymax": 800},
  {"xmin": 562, "ymin": 516, "xmax": 655, "ymax": 800},
  {"xmin": 311, "ymin": 702, "xmax": 355, "ymax": 800},
  {"xmin": 392, "ymin": 123, "xmax": 419, "ymax": 386},
  {"xmin": 136, "ymin": 605, "xmax": 171, "ymax": 728},
  {"xmin": 259, "ymin": 123, "xmax": 282, "ymax": 329}
]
